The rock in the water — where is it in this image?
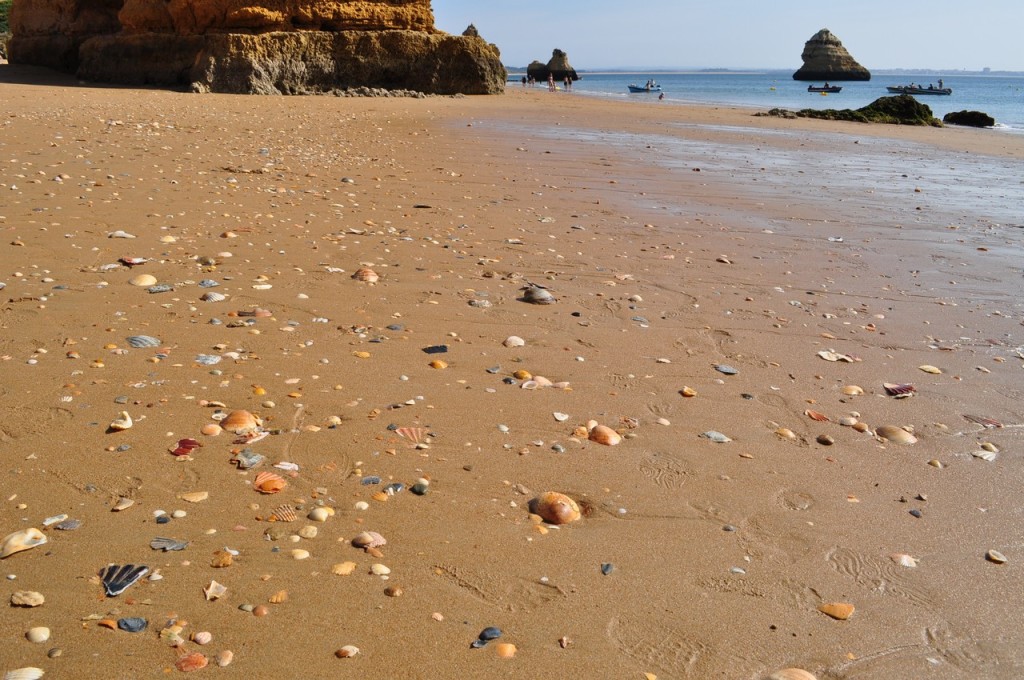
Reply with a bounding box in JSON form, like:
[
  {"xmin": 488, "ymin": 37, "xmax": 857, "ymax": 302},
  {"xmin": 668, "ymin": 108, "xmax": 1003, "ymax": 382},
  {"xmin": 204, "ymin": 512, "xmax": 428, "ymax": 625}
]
[
  {"xmin": 943, "ymin": 110, "xmax": 995, "ymax": 128},
  {"xmin": 793, "ymin": 28, "xmax": 871, "ymax": 81},
  {"xmin": 9, "ymin": 0, "xmax": 506, "ymax": 94},
  {"xmin": 761, "ymin": 95, "xmax": 940, "ymax": 127},
  {"xmin": 527, "ymin": 48, "xmax": 579, "ymax": 83}
]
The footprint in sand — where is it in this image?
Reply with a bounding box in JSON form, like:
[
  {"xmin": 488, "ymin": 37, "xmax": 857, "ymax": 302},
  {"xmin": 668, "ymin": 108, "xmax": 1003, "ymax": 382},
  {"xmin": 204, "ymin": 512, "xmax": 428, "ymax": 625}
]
[
  {"xmin": 606, "ymin": 615, "xmax": 707, "ymax": 677},
  {"xmin": 638, "ymin": 452, "xmax": 691, "ymax": 491},
  {"xmin": 826, "ymin": 546, "xmax": 937, "ymax": 608},
  {"xmin": 432, "ymin": 563, "xmax": 565, "ymax": 612}
]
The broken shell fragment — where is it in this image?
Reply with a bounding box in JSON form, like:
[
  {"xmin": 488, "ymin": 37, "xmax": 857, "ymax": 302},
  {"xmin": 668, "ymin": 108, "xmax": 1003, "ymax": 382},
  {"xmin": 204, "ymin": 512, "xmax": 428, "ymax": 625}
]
[
  {"xmin": 918, "ymin": 365, "xmax": 942, "ymax": 374},
  {"xmin": 178, "ymin": 491, "xmax": 210, "ymax": 503},
  {"xmin": 308, "ymin": 507, "xmax": 335, "ymax": 522},
  {"xmin": 1, "ymin": 528, "xmax": 47, "ymax": 559},
  {"xmin": 175, "ymin": 652, "xmax": 209, "ymax": 673},
  {"xmin": 769, "ymin": 670, "xmax": 818, "ymax": 680},
  {"xmin": 108, "ymin": 411, "xmax": 133, "ymax": 431},
  {"xmin": 890, "ymin": 553, "xmax": 919, "ymax": 568},
  {"xmin": 530, "ymin": 492, "xmax": 581, "ymax": 525},
  {"xmin": 352, "ymin": 531, "xmax": 387, "ymax": 549},
  {"xmin": 203, "ymin": 580, "xmax": 227, "ymax": 601},
  {"xmin": 818, "ymin": 602, "xmax": 855, "ymax": 620},
  {"xmin": 875, "ymin": 425, "xmax": 918, "ymax": 445}
]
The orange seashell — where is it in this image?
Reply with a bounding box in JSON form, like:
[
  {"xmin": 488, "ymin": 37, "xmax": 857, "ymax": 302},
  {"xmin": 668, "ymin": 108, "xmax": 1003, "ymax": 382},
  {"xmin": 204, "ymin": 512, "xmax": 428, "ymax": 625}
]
[
  {"xmin": 200, "ymin": 423, "xmax": 222, "ymax": 436},
  {"xmin": 588, "ymin": 423, "xmax": 622, "ymax": 446},
  {"xmin": 818, "ymin": 602, "xmax": 855, "ymax": 620},
  {"xmin": 804, "ymin": 409, "xmax": 830, "ymax": 422},
  {"xmin": 220, "ymin": 409, "xmax": 261, "ymax": 434},
  {"xmin": 352, "ymin": 267, "xmax": 379, "ymax": 283},
  {"xmin": 495, "ymin": 643, "xmax": 517, "ymax": 659},
  {"xmin": 269, "ymin": 590, "xmax": 288, "ymax": 604},
  {"xmin": 175, "ymin": 652, "xmax": 209, "ymax": 672},
  {"xmin": 769, "ymin": 670, "xmax": 818, "ymax": 680},
  {"xmin": 254, "ymin": 471, "xmax": 287, "ymax": 494},
  {"xmin": 98, "ymin": 619, "xmax": 117, "ymax": 630},
  {"xmin": 530, "ymin": 492, "xmax": 581, "ymax": 525},
  {"xmin": 210, "ymin": 550, "xmax": 233, "ymax": 568},
  {"xmin": 371, "ymin": 491, "xmax": 389, "ymax": 502}
]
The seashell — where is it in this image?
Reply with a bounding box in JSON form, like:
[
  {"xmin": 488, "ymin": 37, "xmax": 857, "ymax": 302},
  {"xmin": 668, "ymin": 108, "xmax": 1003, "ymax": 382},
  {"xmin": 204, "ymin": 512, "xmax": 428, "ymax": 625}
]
[
  {"xmin": 198, "ymin": 279, "xmax": 219, "ymax": 288},
  {"xmin": 112, "ymin": 497, "xmax": 135, "ymax": 512},
  {"xmin": 126, "ymin": 335, "xmax": 161, "ymax": 348},
  {"xmin": 396, "ymin": 426, "xmax": 428, "ymax": 445},
  {"xmin": 503, "ymin": 335, "xmax": 525, "ymax": 348},
  {"xmin": 816, "ymin": 435, "xmax": 835, "ymax": 446},
  {"xmin": 971, "ymin": 450, "xmax": 998, "ymax": 462},
  {"xmin": 3, "ymin": 668, "xmax": 45, "ymax": 680},
  {"xmin": 175, "ymin": 652, "xmax": 208, "ymax": 673},
  {"xmin": 769, "ymin": 670, "xmax": 818, "ymax": 680},
  {"xmin": 918, "ymin": 364, "xmax": 942, "ymax": 374},
  {"xmin": 203, "ymin": 580, "xmax": 227, "ymax": 601},
  {"xmin": 10, "ymin": 591, "xmax": 45, "ymax": 607},
  {"xmin": 100, "ymin": 564, "xmax": 149, "ymax": 597},
  {"xmin": 841, "ymin": 385, "xmax": 864, "ymax": 396},
  {"xmin": 890, "ymin": 553, "xmax": 919, "ymax": 568},
  {"xmin": 129, "ymin": 274, "xmax": 157, "ymax": 287},
  {"xmin": 714, "ymin": 364, "xmax": 738, "ymax": 375},
  {"xmin": 963, "ymin": 414, "xmax": 1003, "ymax": 429},
  {"xmin": 291, "ymin": 549, "xmax": 310, "ymax": 560},
  {"xmin": 804, "ymin": 409, "xmax": 829, "ymax": 422},
  {"xmin": 221, "ymin": 409, "xmax": 261, "ymax": 434},
  {"xmin": 495, "ymin": 642, "xmax": 517, "ymax": 659},
  {"xmin": 513, "ymin": 369, "xmax": 532, "ymax": 380},
  {"xmin": 532, "ymin": 375, "xmax": 553, "ymax": 388},
  {"xmin": 371, "ymin": 491, "xmax": 389, "ymax": 502},
  {"xmin": 370, "ymin": 563, "xmax": 391, "ymax": 575},
  {"xmin": 26, "ymin": 626, "xmax": 50, "ymax": 643},
  {"xmin": 986, "ymin": 549, "xmax": 1007, "ymax": 564},
  {"xmin": 852, "ymin": 422, "xmax": 870, "ymax": 433},
  {"xmin": 818, "ymin": 602, "xmax": 855, "ymax": 620},
  {"xmin": 308, "ymin": 507, "xmax": 334, "ymax": 522},
  {"xmin": 194, "ymin": 354, "xmax": 221, "ymax": 365},
  {"xmin": 268, "ymin": 590, "xmax": 288, "ymax": 604},
  {"xmin": 838, "ymin": 416, "xmax": 858, "ymax": 427},
  {"xmin": 178, "ymin": 491, "xmax": 209, "ymax": 503},
  {"xmin": 700, "ymin": 430, "xmax": 732, "ymax": 443},
  {"xmin": 267, "ymin": 504, "xmax": 297, "ymax": 522},
  {"xmin": 352, "ymin": 531, "xmax": 387, "ymax": 549},
  {"xmin": 200, "ymin": 291, "xmax": 226, "ymax": 302},
  {"xmin": 150, "ymin": 537, "xmax": 189, "ymax": 552},
  {"xmin": 588, "ymin": 422, "xmax": 622, "ymax": 446},
  {"xmin": 42, "ymin": 513, "xmax": 68, "ymax": 527},
  {"xmin": 215, "ymin": 650, "xmax": 234, "ymax": 667},
  {"xmin": 775, "ymin": 428, "xmax": 796, "ymax": 440},
  {"xmin": 108, "ymin": 411, "xmax": 133, "ymax": 431},
  {"xmin": 231, "ymin": 449, "xmax": 264, "ymax": 470},
  {"xmin": 471, "ymin": 626, "xmax": 503, "ymax": 648},
  {"xmin": 883, "ymin": 382, "xmax": 916, "ymax": 397},
  {"xmin": 522, "ymin": 285, "xmax": 556, "ymax": 304},
  {"xmin": 352, "ymin": 267, "xmax": 379, "ymax": 283},
  {"xmin": 148, "ymin": 284, "xmax": 174, "ymax": 294},
  {"xmin": 254, "ymin": 471, "xmax": 287, "ymax": 494},
  {"xmin": 1, "ymin": 528, "xmax": 47, "ymax": 559},
  {"xmin": 298, "ymin": 525, "xmax": 318, "ymax": 539},
  {"xmin": 191, "ymin": 631, "xmax": 213, "ymax": 645},
  {"xmin": 117, "ymin": 617, "xmax": 147, "ymax": 633},
  {"xmin": 335, "ymin": 645, "xmax": 360, "ymax": 658},
  {"xmin": 428, "ymin": 359, "xmax": 447, "ymax": 369},
  {"xmin": 553, "ymin": 412, "xmax": 570, "ymax": 422},
  {"xmin": 875, "ymin": 425, "xmax": 917, "ymax": 445},
  {"xmin": 211, "ymin": 550, "xmax": 233, "ymax": 568},
  {"xmin": 170, "ymin": 437, "xmax": 202, "ymax": 456},
  {"xmin": 333, "ymin": 561, "xmax": 357, "ymax": 576},
  {"xmin": 679, "ymin": 386, "xmax": 697, "ymax": 397},
  {"xmin": 530, "ymin": 492, "xmax": 581, "ymax": 525}
]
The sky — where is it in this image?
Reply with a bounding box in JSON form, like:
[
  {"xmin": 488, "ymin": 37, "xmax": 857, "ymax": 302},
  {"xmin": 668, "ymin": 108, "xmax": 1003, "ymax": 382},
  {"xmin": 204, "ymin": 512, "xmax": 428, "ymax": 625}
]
[{"xmin": 433, "ymin": 1, "xmax": 1024, "ymax": 71}]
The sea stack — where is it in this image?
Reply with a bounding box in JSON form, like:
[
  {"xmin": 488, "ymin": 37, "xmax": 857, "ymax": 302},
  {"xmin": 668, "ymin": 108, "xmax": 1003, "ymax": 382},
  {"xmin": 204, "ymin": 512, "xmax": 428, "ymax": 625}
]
[
  {"xmin": 7, "ymin": 0, "xmax": 506, "ymax": 94},
  {"xmin": 527, "ymin": 49, "xmax": 579, "ymax": 83},
  {"xmin": 792, "ymin": 28, "xmax": 870, "ymax": 81}
]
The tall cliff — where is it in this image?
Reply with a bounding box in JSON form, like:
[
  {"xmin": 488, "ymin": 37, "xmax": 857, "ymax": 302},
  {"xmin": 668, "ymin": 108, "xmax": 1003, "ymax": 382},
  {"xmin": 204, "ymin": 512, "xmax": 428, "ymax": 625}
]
[
  {"xmin": 8, "ymin": 0, "xmax": 506, "ymax": 94},
  {"xmin": 792, "ymin": 28, "xmax": 870, "ymax": 82}
]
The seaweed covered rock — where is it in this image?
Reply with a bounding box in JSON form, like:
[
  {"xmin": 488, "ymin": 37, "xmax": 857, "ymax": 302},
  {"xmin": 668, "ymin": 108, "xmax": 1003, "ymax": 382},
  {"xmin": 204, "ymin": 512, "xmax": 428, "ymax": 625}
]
[
  {"xmin": 759, "ymin": 95, "xmax": 940, "ymax": 126},
  {"xmin": 943, "ymin": 110, "xmax": 995, "ymax": 128}
]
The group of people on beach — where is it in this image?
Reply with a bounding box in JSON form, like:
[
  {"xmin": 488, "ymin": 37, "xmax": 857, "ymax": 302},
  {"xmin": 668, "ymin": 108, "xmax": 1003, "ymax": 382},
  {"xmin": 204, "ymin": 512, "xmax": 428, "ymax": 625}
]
[{"xmin": 520, "ymin": 75, "xmax": 573, "ymax": 92}]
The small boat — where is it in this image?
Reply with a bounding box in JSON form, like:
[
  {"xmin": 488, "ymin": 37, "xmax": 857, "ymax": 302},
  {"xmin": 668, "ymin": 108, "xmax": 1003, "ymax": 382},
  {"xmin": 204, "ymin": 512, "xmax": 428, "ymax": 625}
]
[
  {"xmin": 886, "ymin": 85, "xmax": 952, "ymax": 95},
  {"xmin": 807, "ymin": 85, "xmax": 842, "ymax": 93},
  {"xmin": 628, "ymin": 83, "xmax": 662, "ymax": 93}
]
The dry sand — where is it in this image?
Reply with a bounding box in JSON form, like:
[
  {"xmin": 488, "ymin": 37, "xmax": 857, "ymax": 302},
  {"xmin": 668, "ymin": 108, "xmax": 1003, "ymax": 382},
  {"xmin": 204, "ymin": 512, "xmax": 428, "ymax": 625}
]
[{"xmin": 1, "ymin": 66, "xmax": 1023, "ymax": 679}]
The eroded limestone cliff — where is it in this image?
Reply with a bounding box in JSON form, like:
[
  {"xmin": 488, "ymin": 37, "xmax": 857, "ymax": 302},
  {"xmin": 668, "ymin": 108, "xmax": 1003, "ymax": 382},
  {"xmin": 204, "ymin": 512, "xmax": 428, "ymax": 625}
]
[{"xmin": 792, "ymin": 28, "xmax": 870, "ymax": 82}]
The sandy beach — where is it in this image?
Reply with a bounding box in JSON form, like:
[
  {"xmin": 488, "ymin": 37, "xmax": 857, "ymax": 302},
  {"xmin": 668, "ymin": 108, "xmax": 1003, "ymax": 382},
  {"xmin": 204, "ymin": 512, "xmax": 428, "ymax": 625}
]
[{"xmin": 2, "ymin": 65, "xmax": 1023, "ymax": 679}]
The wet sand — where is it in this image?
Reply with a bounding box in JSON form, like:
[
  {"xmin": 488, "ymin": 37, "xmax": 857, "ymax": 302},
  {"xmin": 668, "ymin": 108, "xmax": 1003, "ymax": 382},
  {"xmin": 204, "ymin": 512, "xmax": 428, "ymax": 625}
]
[{"xmin": 2, "ymin": 67, "xmax": 1023, "ymax": 679}]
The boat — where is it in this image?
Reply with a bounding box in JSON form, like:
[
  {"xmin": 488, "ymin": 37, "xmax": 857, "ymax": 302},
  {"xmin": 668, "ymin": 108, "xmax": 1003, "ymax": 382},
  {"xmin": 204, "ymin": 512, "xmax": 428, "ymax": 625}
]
[
  {"xmin": 886, "ymin": 85, "xmax": 952, "ymax": 95},
  {"xmin": 807, "ymin": 85, "xmax": 842, "ymax": 93},
  {"xmin": 628, "ymin": 83, "xmax": 662, "ymax": 93}
]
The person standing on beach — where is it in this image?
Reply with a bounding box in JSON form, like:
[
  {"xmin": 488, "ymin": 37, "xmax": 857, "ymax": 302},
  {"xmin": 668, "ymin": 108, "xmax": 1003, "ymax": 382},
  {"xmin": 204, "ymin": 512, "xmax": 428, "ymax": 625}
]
[{"xmin": 548, "ymin": 74, "xmax": 556, "ymax": 91}]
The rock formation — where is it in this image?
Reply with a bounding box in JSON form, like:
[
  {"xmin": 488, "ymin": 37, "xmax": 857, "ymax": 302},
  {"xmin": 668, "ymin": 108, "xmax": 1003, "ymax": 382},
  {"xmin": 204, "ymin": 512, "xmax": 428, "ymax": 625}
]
[
  {"xmin": 527, "ymin": 48, "xmax": 578, "ymax": 83},
  {"xmin": 8, "ymin": 0, "xmax": 506, "ymax": 94},
  {"xmin": 792, "ymin": 28, "xmax": 870, "ymax": 81},
  {"xmin": 943, "ymin": 110, "xmax": 995, "ymax": 128}
]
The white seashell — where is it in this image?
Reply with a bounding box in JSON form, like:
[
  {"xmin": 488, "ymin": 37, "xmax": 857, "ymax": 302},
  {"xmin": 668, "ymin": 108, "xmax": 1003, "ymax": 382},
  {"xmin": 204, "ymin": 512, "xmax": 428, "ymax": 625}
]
[
  {"xmin": 889, "ymin": 553, "xmax": 919, "ymax": 568},
  {"xmin": 308, "ymin": 507, "xmax": 334, "ymax": 522},
  {"xmin": 112, "ymin": 497, "xmax": 135, "ymax": 512},
  {"xmin": 336, "ymin": 645, "xmax": 360, "ymax": 658},
  {"xmin": 352, "ymin": 267, "xmax": 379, "ymax": 283},
  {"xmin": 42, "ymin": 514, "xmax": 68, "ymax": 527},
  {"xmin": 201, "ymin": 291, "xmax": 226, "ymax": 302},
  {"xmin": 109, "ymin": 411, "xmax": 133, "ymax": 431},
  {"xmin": 503, "ymin": 335, "xmax": 525, "ymax": 348},
  {"xmin": 192, "ymin": 631, "xmax": 213, "ymax": 645},
  {"xmin": 204, "ymin": 580, "xmax": 227, "ymax": 601},
  {"xmin": 1, "ymin": 528, "xmax": 47, "ymax": 559},
  {"xmin": 26, "ymin": 627, "xmax": 50, "ymax": 643},
  {"xmin": 838, "ymin": 416, "xmax": 858, "ymax": 427},
  {"xmin": 769, "ymin": 670, "xmax": 818, "ymax": 680},
  {"xmin": 700, "ymin": 430, "xmax": 732, "ymax": 443},
  {"xmin": 552, "ymin": 412, "xmax": 570, "ymax": 422},
  {"xmin": 291, "ymin": 549, "xmax": 310, "ymax": 560},
  {"xmin": 4, "ymin": 668, "xmax": 46, "ymax": 680},
  {"xmin": 875, "ymin": 425, "xmax": 917, "ymax": 445},
  {"xmin": 370, "ymin": 563, "xmax": 391, "ymax": 576},
  {"xmin": 971, "ymin": 450, "xmax": 998, "ymax": 462},
  {"xmin": 354, "ymin": 501, "xmax": 370, "ymax": 511}
]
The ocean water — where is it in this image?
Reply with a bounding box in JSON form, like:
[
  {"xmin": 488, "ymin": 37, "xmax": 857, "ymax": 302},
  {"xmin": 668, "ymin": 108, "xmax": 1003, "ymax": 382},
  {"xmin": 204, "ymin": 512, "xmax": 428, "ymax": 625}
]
[{"xmin": 518, "ymin": 71, "xmax": 1024, "ymax": 132}]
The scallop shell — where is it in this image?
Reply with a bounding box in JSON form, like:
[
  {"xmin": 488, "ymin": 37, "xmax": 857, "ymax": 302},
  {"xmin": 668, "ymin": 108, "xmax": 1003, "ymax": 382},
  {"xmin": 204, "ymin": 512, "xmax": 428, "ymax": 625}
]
[
  {"xmin": 352, "ymin": 531, "xmax": 387, "ymax": 549},
  {"xmin": 1, "ymin": 528, "xmax": 47, "ymax": 559},
  {"xmin": 150, "ymin": 537, "xmax": 189, "ymax": 552},
  {"xmin": 352, "ymin": 267, "xmax": 379, "ymax": 283},
  {"xmin": 333, "ymin": 561, "xmax": 357, "ymax": 575},
  {"xmin": 221, "ymin": 409, "xmax": 261, "ymax": 434},
  {"xmin": 10, "ymin": 591, "xmax": 45, "ymax": 607},
  {"xmin": 396, "ymin": 426, "xmax": 428, "ymax": 445},
  {"xmin": 175, "ymin": 652, "xmax": 209, "ymax": 673},
  {"xmin": 804, "ymin": 409, "xmax": 829, "ymax": 422},
  {"xmin": 268, "ymin": 590, "xmax": 288, "ymax": 604},
  {"xmin": 875, "ymin": 425, "xmax": 918, "ymax": 445},
  {"xmin": 588, "ymin": 422, "xmax": 622, "ymax": 446},
  {"xmin": 200, "ymin": 291, "xmax": 226, "ymax": 302},
  {"xmin": 883, "ymin": 382, "xmax": 916, "ymax": 397},
  {"xmin": 126, "ymin": 335, "xmax": 161, "ymax": 348},
  {"xmin": 889, "ymin": 553, "xmax": 919, "ymax": 568},
  {"xmin": 530, "ymin": 492, "xmax": 581, "ymax": 525},
  {"xmin": 254, "ymin": 471, "xmax": 287, "ymax": 494},
  {"xmin": 841, "ymin": 385, "xmax": 864, "ymax": 396},
  {"xmin": 267, "ymin": 504, "xmax": 297, "ymax": 522},
  {"xmin": 100, "ymin": 564, "xmax": 149, "ymax": 597},
  {"xmin": 108, "ymin": 411, "xmax": 133, "ymax": 431},
  {"xmin": 769, "ymin": 670, "xmax": 818, "ymax": 680},
  {"xmin": 522, "ymin": 285, "xmax": 556, "ymax": 304},
  {"xmin": 3, "ymin": 668, "xmax": 46, "ymax": 680},
  {"xmin": 129, "ymin": 274, "xmax": 157, "ymax": 287}
]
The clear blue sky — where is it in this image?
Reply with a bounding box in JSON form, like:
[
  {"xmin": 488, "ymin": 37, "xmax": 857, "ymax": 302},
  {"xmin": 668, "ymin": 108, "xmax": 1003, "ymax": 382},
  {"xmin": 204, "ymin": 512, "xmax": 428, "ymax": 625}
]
[{"xmin": 433, "ymin": 0, "xmax": 1024, "ymax": 71}]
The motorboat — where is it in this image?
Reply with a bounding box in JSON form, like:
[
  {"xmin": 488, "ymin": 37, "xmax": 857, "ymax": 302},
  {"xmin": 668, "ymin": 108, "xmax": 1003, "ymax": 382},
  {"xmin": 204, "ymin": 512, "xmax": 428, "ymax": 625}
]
[
  {"xmin": 886, "ymin": 85, "xmax": 952, "ymax": 95},
  {"xmin": 627, "ymin": 83, "xmax": 662, "ymax": 93},
  {"xmin": 807, "ymin": 85, "xmax": 842, "ymax": 93}
]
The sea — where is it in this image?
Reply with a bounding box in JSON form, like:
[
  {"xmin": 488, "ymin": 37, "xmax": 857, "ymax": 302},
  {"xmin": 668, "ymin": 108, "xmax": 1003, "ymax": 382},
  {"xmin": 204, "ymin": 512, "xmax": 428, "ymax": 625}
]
[{"xmin": 511, "ymin": 71, "xmax": 1024, "ymax": 133}]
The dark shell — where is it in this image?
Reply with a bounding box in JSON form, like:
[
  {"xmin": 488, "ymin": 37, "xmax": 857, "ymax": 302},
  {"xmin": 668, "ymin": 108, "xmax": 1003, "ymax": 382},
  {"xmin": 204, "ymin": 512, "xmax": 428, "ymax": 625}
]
[
  {"xmin": 126, "ymin": 335, "xmax": 161, "ymax": 348},
  {"xmin": 118, "ymin": 617, "xmax": 148, "ymax": 633},
  {"xmin": 361, "ymin": 475, "xmax": 382, "ymax": 486},
  {"xmin": 55, "ymin": 518, "xmax": 83, "ymax": 531},
  {"xmin": 471, "ymin": 626, "xmax": 502, "ymax": 648},
  {"xmin": 147, "ymin": 284, "xmax": 174, "ymax": 294},
  {"xmin": 410, "ymin": 483, "xmax": 429, "ymax": 496},
  {"xmin": 100, "ymin": 564, "xmax": 149, "ymax": 597},
  {"xmin": 150, "ymin": 537, "xmax": 188, "ymax": 552}
]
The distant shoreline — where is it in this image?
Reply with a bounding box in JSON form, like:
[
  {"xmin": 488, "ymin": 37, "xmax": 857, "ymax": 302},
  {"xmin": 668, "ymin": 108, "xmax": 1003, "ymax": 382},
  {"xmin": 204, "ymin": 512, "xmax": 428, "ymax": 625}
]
[{"xmin": 505, "ymin": 67, "xmax": 1024, "ymax": 77}]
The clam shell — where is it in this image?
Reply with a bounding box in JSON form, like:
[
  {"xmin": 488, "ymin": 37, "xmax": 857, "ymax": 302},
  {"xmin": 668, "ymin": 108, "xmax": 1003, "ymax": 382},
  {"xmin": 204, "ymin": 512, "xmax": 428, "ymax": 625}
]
[
  {"xmin": 875, "ymin": 425, "xmax": 918, "ymax": 445},
  {"xmin": 352, "ymin": 531, "xmax": 387, "ymax": 549},
  {"xmin": 129, "ymin": 274, "xmax": 157, "ymax": 286},
  {"xmin": 100, "ymin": 564, "xmax": 149, "ymax": 597},
  {"xmin": 200, "ymin": 291, "xmax": 226, "ymax": 302},
  {"xmin": 150, "ymin": 537, "xmax": 189, "ymax": 552},
  {"xmin": 1, "ymin": 528, "xmax": 47, "ymax": 559},
  {"xmin": 841, "ymin": 385, "xmax": 864, "ymax": 396},
  {"xmin": 126, "ymin": 335, "xmax": 161, "ymax": 348},
  {"xmin": 178, "ymin": 491, "xmax": 209, "ymax": 503},
  {"xmin": 503, "ymin": 335, "xmax": 525, "ymax": 347},
  {"xmin": 3, "ymin": 668, "xmax": 46, "ymax": 680},
  {"xmin": 495, "ymin": 643, "xmax": 517, "ymax": 659},
  {"xmin": 714, "ymin": 364, "xmax": 738, "ymax": 375},
  {"xmin": 522, "ymin": 286, "xmax": 555, "ymax": 304},
  {"xmin": 700, "ymin": 430, "xmax": 732, "ymax": 443},
  {"xmin": 769, "ymin": 670, "xmax": 818, "ymax": 680},
  {"xmin": 818, "ymin": 602, "xmax": 855, "ymax": 620},
  {"xmin": 352, "ymin": 267, "xmax": 379, "ymax": 283},
  {"xmin": 26, "ymin": 626, "xmax": 50, "ymax": 643},
  {"xmin": 254, "ymin": 471, "xmax": 287, "ymax": 494},
  {"xmin": 215, "ymin": 650, "xmax": 234, "ymax": 667},
  {"xmin": 335, "ymin": 645, "xmax": 360, "ymax": 658},
  {"xmin": 291, "ymin": 549, "xmax": 310, "ymax": 560},
  {"xmin": 530, "ymin": 492, "xmax": 581, "ymax": 525},
  {"xmin": 221, "ymin": 409, "xmax": 261, "ymax": 434},
  {"xmin": 971, "ymin": 449, "xmax": 998, "ymax": 462},
  {"xmin": 588, "ymin": 423, "xmax": 622, "ymax": 446}
]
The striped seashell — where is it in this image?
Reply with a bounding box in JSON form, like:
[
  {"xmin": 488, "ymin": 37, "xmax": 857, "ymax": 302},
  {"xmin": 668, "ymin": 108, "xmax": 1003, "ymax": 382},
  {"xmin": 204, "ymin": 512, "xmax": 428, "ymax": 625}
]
[
  {"xmin": 3, "ymin": 668, "xmax": 46, "ymax": 680},
  {"xmin": 268, "ymin": 504, "xmax": 297, "ymax": 522},
  {"xmin": 126, "ymin": 335, "xmax": 161, "ymax": 348},
  {"xmin": 352, "ymin": 531, "xmax": 387, "ymax": 549},
  {"xmin": 150, "ymin": 537, "xmax": 189, "ymax": 552},
  {"xmin": 804, "ymin": 409, "xmax": 829, "ymax": 422},
  {"xmin": 396, "ymin": 426, "xmax": 428, "ymax": 445},
  {"xmin": 352, "ymin": 267, "xmax": 379, "ymax": 283},
  {"xmin": 175, "ymin": 652, "xmax": 209, "ymax": 673},
  {"xmin": 200, "ymin": 291, "xmax": 226, "ymax": 302},
  {"xmin": 883, "ymin": 382, "xmax": 916, "ymax": 397},
  {"xmin": 253, "ymin": 471, "xmax": 287, "ymax": 494}
]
